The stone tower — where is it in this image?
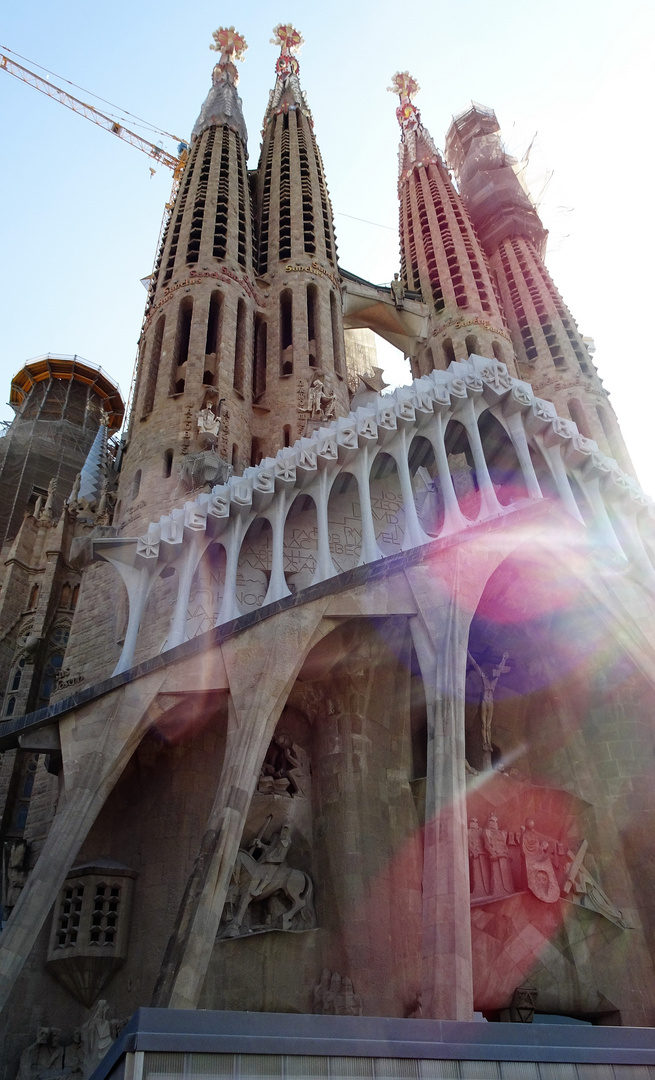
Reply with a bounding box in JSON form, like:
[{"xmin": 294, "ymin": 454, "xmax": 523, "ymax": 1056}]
[
  {"xmin": 122, "ymin": 27, "xmax": 256, "ymax": 532},
  {"xmin": 444, "ymin": 105, "xmax": 633, "ymax": 473},
  {"xmin": 252, "ymin": 24, "xmax": 349, "ymax": 448},
  {"xmin": 390, "ymin": 73, "xmax": 514, "ymax": 378}
]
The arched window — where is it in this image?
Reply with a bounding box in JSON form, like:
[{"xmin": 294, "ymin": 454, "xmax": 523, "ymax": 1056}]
[
  {"xmin": 174, "ymin": 378, "xmax": 185, "ymax": 395},
  {"xmin": 60, "ymin": 583, "xmax": 71, "ymax": 609},
  {"xmin": 568, "ymin": 399, "xmax": 592, "ymax": 440},
  {"xmin": 253, "ymin": 315, "xmax": 267, "ymax": 400},
  {"xmin": 330, "ymin": 291, "xmax": 344, "ymax": 377},
  {"xmin": 284, "ymin": 425, "xmax": 292, "ymax": 447},
  {"xmin": 233, "ymin": 299, "xmax": 247, "ymax": 395},
  {"xmin": 10, "ymin": 657, "xmax": 26, "ymax": 693},
  {"xmin": 163, "ymin": 450, "xmax": 174, "ymax": 479},
  {"xmin": 28, "ymin": 584, "xmax": 39, "ymax": 610},
  {"xmin": 203, "ymin": 370, "xmax": 214, "ymax": 386},
  {"xmin": 132, "ymin": 470, "xmax": 142, "ymax": 500},
  {"xmin": 40, "ymin": 653, "xmax": 65, "ymax": 704},
  {"xmin": 250, "ymin": 437, "xmax": 263, "ymax": 467},
  {"xmin": 307, "ymin": 284, "xmax": 318, "ymax": 368},
  {"xmin": 280, "ymin": 291, "xmax": 293, "ymax": 376},
  {"xmin": 465, "ymin": 334, "xmax": 478, "ymax": 357},
  {"xmin": 71, "ymin": 585, "xmax": 80, "ymax": 610},
  {"xmin": 231, "ymin": 443, "xmax": 239, "ymax": 468},
  {"xmin": 492, "ymin": 341, "xmax": 504, "ymax": 363},
  {"xmin": 443, "ymin": 338, "xmax": 456, "ymax": 365},
  {"xmin": 205, "ymin": 291, "xmax": 221, "ymax": 355},
  {"xmin": 173, "ymin": 297, "xmax": 193, "ymax": 368},
  {"xmin": 5, "ymin": 697, "xmax": 16, "ymax": 717},
  {"xmin": 142, "ymin": 315, "xmax": 165, "ymax": 417}
]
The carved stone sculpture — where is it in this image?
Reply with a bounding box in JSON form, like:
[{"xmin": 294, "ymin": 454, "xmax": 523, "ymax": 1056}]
[
  {"xmin": 483, "ymin": 814, "xmax": 514, "ymax": 896},
  {"xmin": 3, "ymin": 838, "xmax": 30, "ymax": 917},
  {"xmin": 520, "ymin": 819, "xmax": 560, "ymax": 903},
  {"xmin": 313, "ymin": 970, "xmax": 362, "ymax": 1015},
  {"xmin": 468, "ymin": 817, "xmax": 490, "ymax": 898},
  {"xmin": 79, "ymin": 1000, "xmax": 114, "ymax": 1079},
  {"xmin": 63, "ymin": 1030, "xmax": 83, "ymax": 1077},
  {"xmin": 257, "ymin": 733, "xmax": 310, "ymax": 797},
  {"xmin": 467, "ymin": 651, "xmax": 510, "ymax": 765},
  {"xmin": 563, "ymin": 840, "xmax": 629, "ymax": 928},
  {"xmin": 196, "ymin": 403, "xmax": 221, "ymax": 444},
  {"xmin": 177, "ymin": 450, "xmax": 232, "ymax": 493},
  {"xmin": 499, "ymin": 982, "xmax": 538, "ymax": 1024},
  {"xmin": 221, "ymin": 824, "xmax": 315, "ymax": 938},
  {"xmin": 16, "ymin": 1027, "xmax": 64, "ymax": 1080}
]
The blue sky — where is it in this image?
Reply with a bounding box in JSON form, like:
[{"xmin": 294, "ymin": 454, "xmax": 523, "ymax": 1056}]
[{"xmin": 1, "ymin": 1, "xmax": 654, "ymax": 489}]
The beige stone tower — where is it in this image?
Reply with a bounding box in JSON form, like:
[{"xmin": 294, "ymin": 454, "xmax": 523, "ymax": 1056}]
[
  {"xmin": 120, "ymin": 27, "xmax": 257, "ymax": 532},
  {"xmin": 390, "ymin": 73, "xmax": 515, "ymax": 378},
  {"xmin": 252, "ymin": 24, "xmax": 349, "ymax": 448},
  {"xmin": 445, "ymin": 105, "xmax": 633, "ymax": 473}
]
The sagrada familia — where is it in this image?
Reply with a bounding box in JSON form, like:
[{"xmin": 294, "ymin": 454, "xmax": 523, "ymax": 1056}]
[{"xmin": 2, "ymin": 22, "xmax": 655, "ymax": 1080}]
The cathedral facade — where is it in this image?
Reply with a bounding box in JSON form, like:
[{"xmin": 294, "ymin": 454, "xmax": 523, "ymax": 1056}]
[{"xmin": 2, "ymin": 23, "xmax": 655, "ymax": 1080}]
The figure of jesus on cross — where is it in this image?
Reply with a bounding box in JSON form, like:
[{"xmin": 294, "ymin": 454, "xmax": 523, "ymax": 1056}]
[{"xmin": 467, "ymin": 651, "xmax": 510, "ymax": 767}]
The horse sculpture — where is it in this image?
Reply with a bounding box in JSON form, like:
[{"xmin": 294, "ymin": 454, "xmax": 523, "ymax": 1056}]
[{"xmin": 222, "ymin": 832, "xmax": 315, "ymax": 938}]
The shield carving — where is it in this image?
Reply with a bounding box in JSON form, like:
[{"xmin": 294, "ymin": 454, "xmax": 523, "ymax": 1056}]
[
  {"xmin": 521, "ymin": 821, "xmax": 560, "ymax": 903},
  {"xmin": 525, "ymin": 855, "xmax": 560, "ymax": 903}
]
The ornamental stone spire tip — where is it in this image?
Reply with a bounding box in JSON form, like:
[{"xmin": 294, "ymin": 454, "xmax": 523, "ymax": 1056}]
[
  {"xmin": 264, "ymin": 24, "xmax": 309, "ymax": 127},
  {"xmin": 192, "ymin": 25, "xmax": 248, "ymax": 145},
  {"xmin": 389, "ymin": 69, "xmax": 440, "ymax": 175}
]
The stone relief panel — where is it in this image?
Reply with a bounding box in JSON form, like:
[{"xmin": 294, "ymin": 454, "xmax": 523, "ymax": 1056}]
[
  {"xmin": 313, "ymin": 968, "xmax": 363, "ymax": 1015},
  {"xmin": 15, "ymin": 1002, "xmax": 126, "ymax": 1080}
]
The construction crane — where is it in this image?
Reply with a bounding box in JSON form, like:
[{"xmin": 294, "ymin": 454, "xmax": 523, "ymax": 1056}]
[
  {"xmin": 0, "ymin": 49, "xmax": 188, "ymax": 189},
  {"xmin": 0, "ymin": 46, "xmax": 191, "ymax": 426}
]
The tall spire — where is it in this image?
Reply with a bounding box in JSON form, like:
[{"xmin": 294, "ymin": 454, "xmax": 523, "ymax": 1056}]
[
  {"xmin": 390, "ymin": 71, "xmax": 513, "ymax": 376},
  {"xmin": 263, "ymin": 23, "xmax": 308, "ymax": 123},
  {"xmin": 389, "ymin": 72, "xmax": 441, "ymax": 177},
  {"xmin": 192, "ymin": 26, "xmax": 248, "ymax": 146}
]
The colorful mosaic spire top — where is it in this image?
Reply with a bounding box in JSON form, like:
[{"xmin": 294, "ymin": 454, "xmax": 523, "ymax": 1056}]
[
  {"xmin": 210, "ymin": 26, "xmax": 248, "ymax": 62},
  {"xmin": 388, "ymin": 71, "xmax": 422, "ymax": 137},
  {"xmin": 271, "ymin": 23, "xmax": 304, "ymax": 78}
]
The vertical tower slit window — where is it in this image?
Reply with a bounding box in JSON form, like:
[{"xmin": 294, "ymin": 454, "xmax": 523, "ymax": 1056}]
[
  {"xmin": 253, "ymin": 314, "xmax": 267, "ymax": 400},
  {"xmin": 236, "ymin": 142, "xmax": 248, "ymax": 269},
  {"xmin": 233, "ymin": 299, "xmax": 247, "ymax": 395},
  {"xmin": 310, "ymin": 128, "xmax": 334, "ymax": 262},
  {"xmin": 307, "ymin": 285, "xmax": 318, "ymax": 368},
  {"xmin": 330, "ymin": 291, "xmax": 344, "ymax": 378},
  {"xmin": 214, "ymin": 127, "xmax": 231, "ymax": 260},
  {"xmin": 171, "ymin": 297, "xmax": 193, "ymax": 393},
  {"xmin": 279, "ymin": 117, "xmax": 292, "ymax": 261},
  {"xmin": 186, "ymin": 128, "xmax": 215, "ymax": 265},
  {"xmin": 297, "ymin": 118, "xmax": 316, "ymax": 255},
  {"xmin": 205, "ymin": 291, "xmax": 222, "ymax": 356},
  {"xmin": 141, "ymin": 315, "xmax": 165, "ymax": 417},
  {"xmin": 280, "ymin": 291, "xmax": 293, "ymax": 376},
  {"xmin": 258, "ymin": 137, "xmax": 274, "ymax": 275},
  {"xmin": 163, "ymin": 141, "xmax": 199, "ymax": 284}
]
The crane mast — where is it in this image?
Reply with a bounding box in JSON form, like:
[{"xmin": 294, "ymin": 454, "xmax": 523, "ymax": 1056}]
[{"xmin": 1, "ymin": 48, "xmax": 191, "ymax": 430}]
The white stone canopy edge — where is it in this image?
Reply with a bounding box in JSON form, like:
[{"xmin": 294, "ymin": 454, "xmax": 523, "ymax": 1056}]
[{"xmin": 94, "ymin": 355, "xmax": 655, "ymax": 677}]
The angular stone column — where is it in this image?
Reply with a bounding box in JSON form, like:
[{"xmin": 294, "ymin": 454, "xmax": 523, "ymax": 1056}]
[
  {"xmin": 155, "ymin": 596, "xmax": 333, "ymax": 1010},
  {"xmin": 404, "ymin": 541, "xmax": 509, "ymax": 1020}
]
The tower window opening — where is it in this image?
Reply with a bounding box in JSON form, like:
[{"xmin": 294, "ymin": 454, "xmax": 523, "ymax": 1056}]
[
  {"xmin": 71, "ymin": 585, "xmax": 79, "ymax": 610},
  {"xmin": 6, "ymin": 697, "xmax": 16, "ymax": 717},
  {"xmin": 297, "ymin": 117, "xmax": 316, "ymax": 255},
  {"xmin": 258, "ymin": 136, "xmax": 274, "ymax": 275},
  {"xmin": 283, "ymin": 425, "xmax": 292, "ymax": 447},
  {"xmin": 443, "ymin": 338, "xmax": 456, "ymax": 365},
  {"xmin": 465, "ymin": 334, "xmax": 478, "ymax": 357},
  {"xmin": 307, "ymin": 284, "xmax": 318, "ymax": 366},
  {"xmin": 568, "ymin": 398, "xmax": 592, "ymax": 440},
  {"xmin": 163, "ymin": 140, "xmax": 199, "ymax": 284},
  {"xmin": 174, "ymin": 378, "xmax": 185, "ymax": 395},
  {"xmin": 203, "ymin": 370, "xmax": 214, "ymax": 386},
  {"xmin": 173, "ymin": 297, "xmax": 193, "ymax": 369},
  {"xmin": 141, "ymin": 315, "xmax": 165, "ymax": 417},
  {"xmin": 492, "ymin": 341, "xmax": 504, "ymax": 363},
  {"xmin": 132, "ymin": 470, "xmax": 142, "ymax": 500},
  {"xmin": 250, "ymin": 437, "xmax": 263, "ymax": 467},
  {"xmin": 163, "ymin": 449, "xmax": 174, "ymax": 479},
  {"xmin": 214, "ymin": 127, "xmax": 230, "ymax": 261},
  {"xmin": 236, "ymin": 141, "xmax": 248, "ymax": 269},
  {"xmin": 28, "ymin": 584, "xmax": 39, "ymax": 609},
  {"xmin": 59, "ymin": 583, "xmax": 71, "ymax": 609},
  {"xmin": 330, "ymin": 290, "xmax": 344, "ymax": 378},
  {"xmin": 233, "ymin": 299, "xmax": 247, "ymax": 395},
  {"xmin": 253, "ymin": 315, "xmax": 267, "ymax": 400},
  {"xmin": 186, "ymin": 128, "xmax": 214, "ymax": 265},
  {"xmin": 279, "ymin": 126, "xmax": 292, "ymax": 261},
  {"xmin": 310, "ymin": 127, "xmax": 335, "ymax": 263},
  {"xmin": 280, "ymin": 290, "xmax": 293, "ymax": 376},
  {"xmin": 10, "ymin": 657, "xmax": 26, "ymax": 693},
  {"xmin": 231, "ymin": 443, "xmax": 239, "ymax": 468},
  {"xmin": 205, "ymin": 291, "xmax": 222, "ymax": 355}
]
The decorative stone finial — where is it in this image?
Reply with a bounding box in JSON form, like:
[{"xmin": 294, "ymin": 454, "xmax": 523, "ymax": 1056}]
[
  {"xmin": 271, "ymin": 23, "xmax": 304, "ymax": 78},
  {"xmin": 210, "ymin": 26, "xmax": 248, "ymax": 62},
  {"xmin": 388, "ymin": 71, "xmax": 422, "ymax": 136}
]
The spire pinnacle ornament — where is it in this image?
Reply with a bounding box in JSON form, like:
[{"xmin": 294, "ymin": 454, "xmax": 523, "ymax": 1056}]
[
  {"xmin": 388, "ymin": 71, "xmax": 422, "ymax": 137},
  {"xmin": 208, "ymin": 26, "xmax": 247, "ymax": 88},
  {"xmin": 271, "ymin": 23, "xmax": 304, "ymax": 78}
]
